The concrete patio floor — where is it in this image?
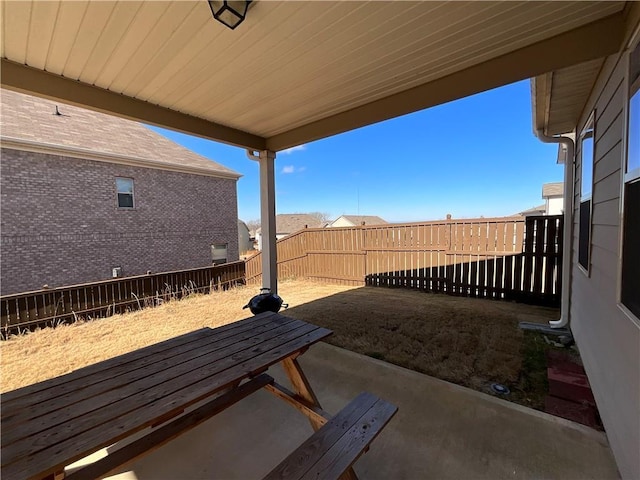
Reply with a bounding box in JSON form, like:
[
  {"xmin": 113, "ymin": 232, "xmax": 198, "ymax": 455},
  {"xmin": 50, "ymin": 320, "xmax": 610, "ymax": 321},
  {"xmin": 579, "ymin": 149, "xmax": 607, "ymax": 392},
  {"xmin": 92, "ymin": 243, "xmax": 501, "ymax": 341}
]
[{"xmin": 99, "ymin": 342, "xmax": 619, "ymax": 480}]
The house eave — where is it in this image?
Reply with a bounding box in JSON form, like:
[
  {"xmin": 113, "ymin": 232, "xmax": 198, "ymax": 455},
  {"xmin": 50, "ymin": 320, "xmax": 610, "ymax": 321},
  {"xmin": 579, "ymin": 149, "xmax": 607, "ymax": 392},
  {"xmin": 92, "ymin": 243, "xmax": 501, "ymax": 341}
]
[
  {"xmin": 0, "ymin": 59, "xmax": 266, "ymax": 151},
  {"xmin": 532, "ymin": 2, "xmax": 640, "ymax": 140}
]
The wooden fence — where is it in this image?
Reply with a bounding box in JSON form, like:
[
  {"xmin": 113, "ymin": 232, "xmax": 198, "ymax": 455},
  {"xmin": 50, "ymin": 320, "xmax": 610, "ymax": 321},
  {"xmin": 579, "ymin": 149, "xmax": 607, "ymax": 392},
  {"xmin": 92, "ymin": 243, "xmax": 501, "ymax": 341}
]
[
  {"xmin": 1, "ymin": 261, "xmax": 246, "ymax": 337},
  {"xmin": 246, "ymin": 215, "xmax": 563, "ymax": 306}
]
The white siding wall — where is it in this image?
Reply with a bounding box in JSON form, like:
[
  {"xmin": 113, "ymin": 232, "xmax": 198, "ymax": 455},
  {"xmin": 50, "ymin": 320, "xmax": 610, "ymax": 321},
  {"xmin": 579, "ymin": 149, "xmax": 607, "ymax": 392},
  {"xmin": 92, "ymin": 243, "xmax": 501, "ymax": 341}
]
[
  {"xmin": 329, "ymin": 217, "xmax": 356, "ymax": 228},
  {"xmin": 256, "ymin": 233, "xmax": 287, "ymax": 251},
  {"xmin": 238, "ymin": 223, "xmax": 253, "ymax": 253},
  {"xmin": 546, "ymin": 196, "xmax": 564, "ymax": 215},
  {"xmin": 571, "ymin": 53, "xmax": 640, "ymax": 480}
]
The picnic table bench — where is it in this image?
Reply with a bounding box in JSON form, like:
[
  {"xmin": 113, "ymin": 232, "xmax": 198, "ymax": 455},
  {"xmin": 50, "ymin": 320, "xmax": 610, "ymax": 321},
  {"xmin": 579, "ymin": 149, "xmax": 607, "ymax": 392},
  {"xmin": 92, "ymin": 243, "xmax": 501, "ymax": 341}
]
[
  {"xmin": 1, "ymin": 312, "xmax": 396, "ymax": 480},
  {"xmin": 264, "ymin": 392, "xmax": 397, "ymax": 480}
]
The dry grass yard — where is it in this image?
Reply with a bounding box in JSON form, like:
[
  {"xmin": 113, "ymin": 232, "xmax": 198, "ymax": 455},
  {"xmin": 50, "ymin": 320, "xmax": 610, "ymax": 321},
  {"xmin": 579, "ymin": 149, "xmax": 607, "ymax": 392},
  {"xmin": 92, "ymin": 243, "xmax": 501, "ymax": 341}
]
[
  {"xmin": 1, "ymin": 279, "xmax": 560, "ymax": 409},
  {"xmin": 0, "ymin": 280, "xmax": 355, "ymax": 392}
]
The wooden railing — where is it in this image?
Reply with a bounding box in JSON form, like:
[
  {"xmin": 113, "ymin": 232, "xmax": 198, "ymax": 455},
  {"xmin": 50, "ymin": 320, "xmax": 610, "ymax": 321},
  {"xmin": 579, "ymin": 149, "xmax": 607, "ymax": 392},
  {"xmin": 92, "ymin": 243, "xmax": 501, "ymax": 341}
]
[
  {"xmin": 246, "ymin": 215, "xmax": 563, "ymax": 306},
  {"xmin": 1, "ymin": 261, "xmax": 246, "ymax": 337}
]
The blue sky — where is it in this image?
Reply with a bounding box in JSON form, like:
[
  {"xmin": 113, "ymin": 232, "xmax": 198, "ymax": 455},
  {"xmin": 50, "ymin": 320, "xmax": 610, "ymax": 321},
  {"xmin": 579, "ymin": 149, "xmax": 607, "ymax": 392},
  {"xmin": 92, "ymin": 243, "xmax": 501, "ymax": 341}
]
[{"xmin": 150, "ymin": 79, "xmax": 563, "ymax": 223}]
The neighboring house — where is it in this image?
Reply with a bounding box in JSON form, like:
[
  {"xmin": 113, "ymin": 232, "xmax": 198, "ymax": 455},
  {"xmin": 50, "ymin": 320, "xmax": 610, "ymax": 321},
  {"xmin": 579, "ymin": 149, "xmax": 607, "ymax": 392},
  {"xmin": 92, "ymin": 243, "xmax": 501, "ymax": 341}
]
[
  {"xmin": 517, "ymin": 204, "xmax": 546, "ymax": 217},
  {"xmin": 517, "ymin": 182, "xmax": 564, "ymax": 216},
  {"xmin": 0, "ymin": 90, "xmax": 241, "ymax": 295},
  {"xmin": 327, "ymin": 215, "xmax": 387, "ymax": 227},
  {"xmin": 531, "ymin": 33, "xmax": 640, "ymax": 479},
  {"xmin": 542, "ymin": 182, "xmax": 564, "ymax": 214},
  {"xmin": 238, "ymin": 220, "xmax": 254, "ymax": 253},
  {"xmin": 255, "ymin": 214, "xmax": 323, "ymax": 250}
]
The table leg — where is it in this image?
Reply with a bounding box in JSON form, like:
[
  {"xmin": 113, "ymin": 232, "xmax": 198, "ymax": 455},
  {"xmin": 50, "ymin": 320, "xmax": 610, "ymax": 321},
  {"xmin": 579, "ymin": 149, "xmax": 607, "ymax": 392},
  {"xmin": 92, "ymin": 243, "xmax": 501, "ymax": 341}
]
[
  {"xmin": 281, "ymin": 357, "xmax": 359, "ymax": 480},
  {"xmin": 339, "ymin": 469, "xmax": 359, "ymax": 480},
  {"xmin": 281, "ymin": 357, "xmax": 323, "ymax": 430}
]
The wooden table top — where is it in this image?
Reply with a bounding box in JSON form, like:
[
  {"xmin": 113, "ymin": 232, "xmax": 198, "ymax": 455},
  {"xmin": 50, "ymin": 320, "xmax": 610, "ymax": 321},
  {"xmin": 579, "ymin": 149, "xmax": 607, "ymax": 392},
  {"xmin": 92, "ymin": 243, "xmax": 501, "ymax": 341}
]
[{"xmin": 1, "ymin": 312, "xmax": 332, "ymax": 480}]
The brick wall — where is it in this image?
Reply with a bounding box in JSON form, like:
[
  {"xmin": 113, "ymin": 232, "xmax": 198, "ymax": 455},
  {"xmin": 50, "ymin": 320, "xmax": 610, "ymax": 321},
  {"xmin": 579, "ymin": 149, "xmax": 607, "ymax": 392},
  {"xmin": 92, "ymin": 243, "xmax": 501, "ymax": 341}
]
[{"xmin": 1, "ymin": 148, "xmax": 239, "ymax": 294}]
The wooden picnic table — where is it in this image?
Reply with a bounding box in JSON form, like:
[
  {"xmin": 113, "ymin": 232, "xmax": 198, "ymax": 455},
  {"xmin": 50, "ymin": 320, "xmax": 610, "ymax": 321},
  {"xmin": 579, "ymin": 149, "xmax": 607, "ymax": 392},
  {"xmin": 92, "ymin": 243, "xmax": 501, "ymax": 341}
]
[{"xmin": 1, "ymin": 312, "xmax": 333, "ymax": 480}]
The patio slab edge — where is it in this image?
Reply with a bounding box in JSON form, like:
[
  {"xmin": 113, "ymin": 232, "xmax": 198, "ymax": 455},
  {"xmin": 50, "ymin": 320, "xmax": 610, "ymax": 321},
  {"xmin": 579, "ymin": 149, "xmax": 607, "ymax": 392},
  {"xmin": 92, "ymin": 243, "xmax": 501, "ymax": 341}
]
[{"xmin": 315, "ymin": 341, "xmax": 610, "ymax": 445}]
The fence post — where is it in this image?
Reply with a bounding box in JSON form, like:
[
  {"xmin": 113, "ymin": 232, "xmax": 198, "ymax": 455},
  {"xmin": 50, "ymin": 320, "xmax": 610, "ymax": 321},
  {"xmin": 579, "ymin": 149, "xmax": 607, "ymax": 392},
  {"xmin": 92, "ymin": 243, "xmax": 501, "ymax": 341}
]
[{"xmin": 360, "ymin": 224, "xmax": 367, "ymax": 286}]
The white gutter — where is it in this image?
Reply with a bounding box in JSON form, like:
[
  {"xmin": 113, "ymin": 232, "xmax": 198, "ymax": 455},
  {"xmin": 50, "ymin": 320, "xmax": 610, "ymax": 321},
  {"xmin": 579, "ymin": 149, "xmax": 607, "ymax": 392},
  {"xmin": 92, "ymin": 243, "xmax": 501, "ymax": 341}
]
[{"xmin": 534, "ymin": 129, "xmax": 575, "ymax": 328}]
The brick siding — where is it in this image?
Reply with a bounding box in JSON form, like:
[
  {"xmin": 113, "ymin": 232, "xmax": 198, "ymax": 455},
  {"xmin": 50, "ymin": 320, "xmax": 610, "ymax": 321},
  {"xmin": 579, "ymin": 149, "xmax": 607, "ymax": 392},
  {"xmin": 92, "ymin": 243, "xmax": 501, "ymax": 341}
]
[{"xmin": 1, "ymin": 148, "xmax": 239, "ymax": 294}]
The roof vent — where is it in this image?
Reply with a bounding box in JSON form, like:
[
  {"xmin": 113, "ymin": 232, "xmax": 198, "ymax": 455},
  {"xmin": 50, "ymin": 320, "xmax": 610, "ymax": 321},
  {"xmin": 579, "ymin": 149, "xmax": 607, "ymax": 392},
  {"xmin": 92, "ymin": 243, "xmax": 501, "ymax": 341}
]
[{"xmin": 54, "ymin": 106, "xmax": 62, "ymax": 116}]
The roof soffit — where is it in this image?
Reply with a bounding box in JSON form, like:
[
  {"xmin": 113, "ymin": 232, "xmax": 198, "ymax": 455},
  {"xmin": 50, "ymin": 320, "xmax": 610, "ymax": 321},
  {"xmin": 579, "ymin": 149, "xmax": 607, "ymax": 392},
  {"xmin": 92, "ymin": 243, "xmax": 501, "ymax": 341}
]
[
  {"xmin": 1, "ymin": 1, "xmax": 629, "ymax": 151},
  {"xmin": 533, "ymin": 1, "xmax": 640, "ymax": 137}
]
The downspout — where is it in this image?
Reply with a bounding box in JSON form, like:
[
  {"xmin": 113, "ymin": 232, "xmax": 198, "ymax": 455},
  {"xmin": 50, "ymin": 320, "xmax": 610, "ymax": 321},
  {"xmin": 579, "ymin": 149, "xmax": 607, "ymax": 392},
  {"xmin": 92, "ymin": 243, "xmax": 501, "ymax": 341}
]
[{"xmin": 534, "ymin": 129, "xmax": 575, "ymax": 328}]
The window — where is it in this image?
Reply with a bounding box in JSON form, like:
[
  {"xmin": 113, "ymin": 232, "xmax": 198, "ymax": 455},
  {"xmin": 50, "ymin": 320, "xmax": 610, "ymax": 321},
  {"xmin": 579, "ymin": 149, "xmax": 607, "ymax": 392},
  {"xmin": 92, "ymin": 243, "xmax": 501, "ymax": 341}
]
[
  {"xmin": 211, "ymin": 243, "xmax": 228, "ymax": 265},
  {"xmin": 627, "ymin": 41, "xmax": 640, "ymax": 177},
  {"xmin": 621, "ymin": 41, "xmax": 640, "ymax": 319},
  {"xmin": 578, "ymin": 115, "xmax": 594, "ymax": 271},
  {"xmin": 116, "ymin": 177, "xmax": 134, "ymax": 208}
]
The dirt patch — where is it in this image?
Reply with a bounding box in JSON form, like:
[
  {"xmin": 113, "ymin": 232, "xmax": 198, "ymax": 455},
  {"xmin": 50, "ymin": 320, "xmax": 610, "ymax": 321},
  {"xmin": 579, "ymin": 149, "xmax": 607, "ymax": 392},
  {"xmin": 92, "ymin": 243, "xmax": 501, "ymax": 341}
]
[{"xmin": 1, "ymin": 281, "xmax": 560, "ymax": 410}]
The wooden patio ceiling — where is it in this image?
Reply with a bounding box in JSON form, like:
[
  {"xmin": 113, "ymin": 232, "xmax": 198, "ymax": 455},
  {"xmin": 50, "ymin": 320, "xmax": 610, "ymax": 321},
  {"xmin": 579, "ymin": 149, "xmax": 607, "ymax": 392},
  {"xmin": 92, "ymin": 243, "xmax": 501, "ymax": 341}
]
[{"xmin": 0, "ymin": 1, "xmax": 635, "ymax": 151}]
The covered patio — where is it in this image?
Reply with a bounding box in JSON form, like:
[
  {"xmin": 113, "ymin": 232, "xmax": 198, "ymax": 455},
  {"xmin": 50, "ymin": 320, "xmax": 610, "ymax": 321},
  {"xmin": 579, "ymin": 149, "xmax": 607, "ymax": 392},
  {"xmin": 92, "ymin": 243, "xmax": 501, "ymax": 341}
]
[{"xmin": 2, "ymin": 1, "xmax": 639, "ymax": 478}]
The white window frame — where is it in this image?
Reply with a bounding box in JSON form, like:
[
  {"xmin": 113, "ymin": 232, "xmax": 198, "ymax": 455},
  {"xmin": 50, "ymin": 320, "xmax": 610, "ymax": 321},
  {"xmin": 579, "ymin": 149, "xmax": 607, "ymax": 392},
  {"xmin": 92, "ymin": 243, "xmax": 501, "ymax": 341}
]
[
  {"xmin": 618, "ymin": 33, "xmax": 640, "ymax": 324},
  {"xmin": 624, "ymin": 40, "xmax": 640, "ymax": 185},
  {"xmin": 578, "ymin": 112, "xmax": 595, "ymax": 275},
  {"xmin": 116, "ymin": 177, "xmax": 135, "ymax": 209},
  {"xmin": 211, "ymin": 243, "xmax": 228, "ymax": 265}
]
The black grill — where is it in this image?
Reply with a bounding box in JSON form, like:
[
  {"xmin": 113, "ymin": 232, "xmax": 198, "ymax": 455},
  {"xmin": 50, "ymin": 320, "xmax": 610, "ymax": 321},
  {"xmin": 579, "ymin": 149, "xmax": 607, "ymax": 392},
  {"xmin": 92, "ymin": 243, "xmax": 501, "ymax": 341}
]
[{"xmin": 243, "ymin": 288, "xmax": 287, "ymax": 315}]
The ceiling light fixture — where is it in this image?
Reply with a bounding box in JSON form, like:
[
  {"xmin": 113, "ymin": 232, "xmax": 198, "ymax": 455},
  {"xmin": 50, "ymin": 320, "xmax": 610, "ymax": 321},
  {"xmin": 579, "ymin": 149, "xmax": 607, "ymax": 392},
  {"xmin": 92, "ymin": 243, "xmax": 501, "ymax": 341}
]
[{"xmin": 208, "ymin": 1, "xmax": 251, "ymax": 30}]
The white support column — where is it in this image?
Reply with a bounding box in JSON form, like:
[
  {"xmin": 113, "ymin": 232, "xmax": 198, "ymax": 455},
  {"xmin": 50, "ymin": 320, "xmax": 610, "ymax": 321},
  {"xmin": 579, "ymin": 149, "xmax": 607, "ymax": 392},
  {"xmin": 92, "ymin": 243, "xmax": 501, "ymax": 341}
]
[{"xmin": 248, "ymin": 149, "xmax": 278, "ymax": 294}]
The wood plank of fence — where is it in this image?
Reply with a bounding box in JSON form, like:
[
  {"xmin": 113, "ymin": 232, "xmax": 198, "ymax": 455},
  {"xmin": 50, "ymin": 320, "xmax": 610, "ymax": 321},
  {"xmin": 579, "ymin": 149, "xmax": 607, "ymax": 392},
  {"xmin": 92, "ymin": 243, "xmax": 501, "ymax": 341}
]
[
  {"xmin": 555, "ymin": 216, "xmax": 564, "ymax": 298},
  {"xmin": 495, "ymin": 255, "xmax": 504, "ymax": 300},
  {"xmin": 544, "ymin": 217, "xmax": 556, "ymax": 297},
  {"xmin": 532, "ymin": 217, "xmax": 546, "ymax": 297},
  {"xmin": 517, "ymin": 219, "xmax": 536, "ymax": 299}
]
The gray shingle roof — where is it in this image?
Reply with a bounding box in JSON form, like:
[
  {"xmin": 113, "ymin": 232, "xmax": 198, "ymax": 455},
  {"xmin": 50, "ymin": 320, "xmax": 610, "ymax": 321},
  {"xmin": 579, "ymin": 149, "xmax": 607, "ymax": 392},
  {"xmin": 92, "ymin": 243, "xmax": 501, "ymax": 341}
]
[
  {"xmin": 517, "ymin": 204, "xmax": 546, "ymax": 216},
  {"xmin": 542, "ymin": 182, "xmax": 563, "ymax": 197},
  {"xmin": 275, "ymin": 214, "xmax": 324, "ymax": 234},
  {"xmin": 256, "ymin": 214, "xmax": 324, "ymax": 236},
  {"xmin": 0, "ymin": 89, "xmax": 240, "ymax": 178}
]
